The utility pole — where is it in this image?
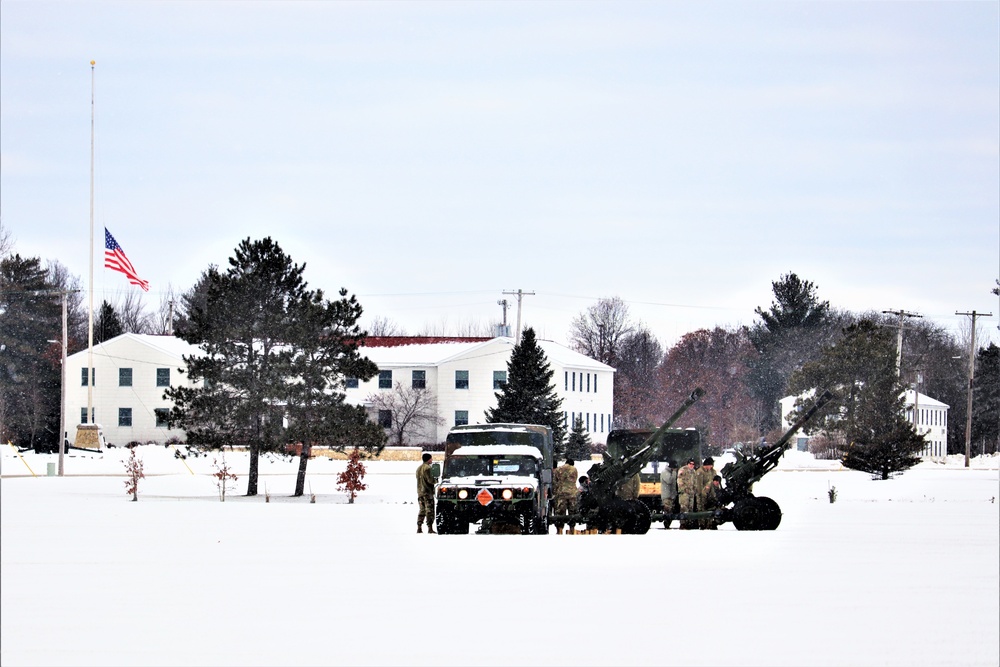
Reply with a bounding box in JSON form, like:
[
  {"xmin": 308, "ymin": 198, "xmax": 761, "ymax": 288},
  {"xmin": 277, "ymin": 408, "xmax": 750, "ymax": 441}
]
[
  {"xmin": 168, "ymin": 299, "xmax": 174, "ymax": 335},
  {"xmin": 28, "ymin": 288, "xmax": 79, "ymax": 474},
  {"xmin": 956, "ymin": 310, "xmax": 993, "ymax": 468},
  {"xmin": 882, "ymin": 309, "xmax": 922, "ymax": 377},
  {"xmin": 497, "ymin": 299, "xmax": 509, "ymax": 337},
  {"xmin": 502, "ymin": 289, "xmax": 534, "ymax": 345}
]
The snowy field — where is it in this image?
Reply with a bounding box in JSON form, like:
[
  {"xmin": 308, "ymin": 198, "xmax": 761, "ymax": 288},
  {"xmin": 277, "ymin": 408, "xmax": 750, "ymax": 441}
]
[{"xmin": 2, "ymin": 445, "xmax": 998, "ymax": 667}]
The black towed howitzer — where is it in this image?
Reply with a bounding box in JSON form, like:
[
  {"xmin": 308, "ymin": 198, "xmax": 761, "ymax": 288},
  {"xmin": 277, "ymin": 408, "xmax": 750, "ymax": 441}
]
[
  {"xmin": 714, "ymin": 389, "xmax": 836, "ymax": 531},
  {"xmin": 574, "ymin": 388, "xmax": 706, "ymax": 534}
]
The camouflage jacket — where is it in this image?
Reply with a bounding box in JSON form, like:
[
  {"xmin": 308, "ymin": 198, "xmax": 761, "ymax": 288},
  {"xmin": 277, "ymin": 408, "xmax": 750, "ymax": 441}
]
[
  {"xmin": 553, "ymin": 464, "xmax": 579, "ymax": 498},
  {"xmin": 695, "ymin": 466, "xmax": 717, "ymax": 501},
  {"xmin": 616, "ymin": 473, "xmax": 641, "ymax": 501},
  {"xmin": 676, "ymin": 466, "xmax": 697, "ymax": 495},
  {"xmin": 416, "ymin": 462, "xmax": 436, "ymax": 497}
]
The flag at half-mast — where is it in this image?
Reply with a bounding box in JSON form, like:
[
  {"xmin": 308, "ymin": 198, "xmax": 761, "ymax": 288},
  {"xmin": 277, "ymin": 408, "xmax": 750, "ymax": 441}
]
[{"xmin": 104, "ymin": 228, "xmax": 149, "ymax": 291}]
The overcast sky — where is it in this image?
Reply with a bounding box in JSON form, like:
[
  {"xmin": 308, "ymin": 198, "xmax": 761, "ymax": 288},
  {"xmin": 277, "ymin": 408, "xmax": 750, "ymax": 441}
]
[{"xmin": 2, "ymin": 1, "xmax": 997, "ymax": 348}]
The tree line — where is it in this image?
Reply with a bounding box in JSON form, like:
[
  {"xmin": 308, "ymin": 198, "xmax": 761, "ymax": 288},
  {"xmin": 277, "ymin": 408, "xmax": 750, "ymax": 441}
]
[
  {"xmin": 2, "ymin": 219, "xmax": 997, "ymax": 473},
  {"xmin": 571, "ymin": 275, "xmax": 999, "ymax": 461}
]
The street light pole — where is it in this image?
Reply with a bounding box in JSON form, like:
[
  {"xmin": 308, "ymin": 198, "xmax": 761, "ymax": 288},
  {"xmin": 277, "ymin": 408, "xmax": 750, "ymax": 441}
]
[{"xmin": 59, "ymin": 292, "xmax": 67, "ymax": 476}]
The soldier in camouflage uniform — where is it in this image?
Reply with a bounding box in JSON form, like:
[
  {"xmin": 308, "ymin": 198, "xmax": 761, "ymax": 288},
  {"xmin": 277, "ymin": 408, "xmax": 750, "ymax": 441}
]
[
  {"xmin": 676, "ymin": 458, "xmax": 698, "ymax": 529},
  {"xmin": 416, "ymin": 452, "xmax": 436, "ymax": 533},
  {"xmin": 615, "ymin": 472, "xmax": 641, "ymax": 501},
  {"xmin": 695, "ymin": 456, "xmax": 718, "ymax": 529},
  {"xmin": 552, "ymin": 459, "xmax": 579, "ymax": 534},
  {"xmin": 700, "ymin": 475, "xmax": 728, "ymax": 529}
]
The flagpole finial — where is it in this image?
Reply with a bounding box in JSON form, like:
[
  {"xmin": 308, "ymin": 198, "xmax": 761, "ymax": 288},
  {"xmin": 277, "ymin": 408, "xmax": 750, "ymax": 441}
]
[{"xmin": 90, "ymin": 60, "xmax": 95, "ymax": 66}]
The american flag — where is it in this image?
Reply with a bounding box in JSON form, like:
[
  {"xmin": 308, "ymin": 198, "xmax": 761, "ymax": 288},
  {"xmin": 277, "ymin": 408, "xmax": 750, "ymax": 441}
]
[{"xmin": 104, "ymin": 228, "xmax": 149, "ymax": 291}]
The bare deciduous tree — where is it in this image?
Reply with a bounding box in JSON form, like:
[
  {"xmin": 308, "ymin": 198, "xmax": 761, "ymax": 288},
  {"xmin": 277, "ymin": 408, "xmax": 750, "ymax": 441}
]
[
  {"xmin": 569, "ymin": 296, "xmax": 634, "ymax": 366},
  {"xmin": 368, "ymin": 316, "xmax": 406, "ymax": 336},
  {"xmin": 116, "ymin": 290, "xmax": 152, "ymax": 334},
  {"xmin": 0, "ymin": 219, "xmax": 14, "ymax": 258},
  {"xmin": 151, "ymin": 284, "xmax": 180, "ymax": 335},
  {"xmin": 366, "ymin": 382, "xmax": 444, "ymax": 446}
]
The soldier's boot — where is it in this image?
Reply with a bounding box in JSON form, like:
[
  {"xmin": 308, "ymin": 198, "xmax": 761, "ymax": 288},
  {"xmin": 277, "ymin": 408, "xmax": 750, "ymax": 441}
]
[
  {"xmin": 417, "ymin": 523, "xmax": 423, "ymax": 533},
  {"xmin": 568, "ymin": 527, "xmax": 576, "ymax": 535},
  {"xmin": 556, "ymin": 526, "xmax": 563, "ymax": 535},
  {"xmin": 427, "ymin": 523, "xmax": 436, "ymax": 534}
]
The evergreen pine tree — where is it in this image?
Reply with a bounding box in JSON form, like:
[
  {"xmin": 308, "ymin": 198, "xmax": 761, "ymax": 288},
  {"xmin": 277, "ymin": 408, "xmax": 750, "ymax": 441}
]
[
  {"xmin": 971, "ymin": 343, "xmax": 999, "ymax": 453},
  {"xmin": 93, "ymin": 300, "xmax": 124, "ymax": 344},
  {"xmin": 747, "ymin": 273, "xmax": 834, "ymax": 432},
  {"xmin": 167, "ymin": 237, "xmax": 309, "ymax": 496},
  {"xmin": 566, "ymin": 415, "xmax": 592, "ymax": 461},
  {"xmin": 789, "ymin": 320, "xmax": 924, "ymax": 480},
  {"xmin": 0, "ymin": 254, "xmax": 62, "ymax": 450},
  {"xmin": 283, "ymin": 287, "xmax": 385, "ymax": 497},
  {"xmin": 486, "ymin": 328, "xmax": 566, "ymax": 446}
]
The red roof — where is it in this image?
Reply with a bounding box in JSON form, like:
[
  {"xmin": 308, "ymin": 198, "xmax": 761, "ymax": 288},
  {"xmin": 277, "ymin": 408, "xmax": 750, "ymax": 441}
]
[{"xmin": 363, "ymin": 336, "xmax": 493, "ymax": 348}]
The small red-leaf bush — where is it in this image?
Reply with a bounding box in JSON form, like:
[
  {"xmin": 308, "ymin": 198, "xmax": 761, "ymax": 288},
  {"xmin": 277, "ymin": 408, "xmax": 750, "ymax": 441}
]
[
  {"xmin": 212, "ymin": 452, "xmax": 239, "ymax": 502},
  {"xmin": 123, "ymin": 448, "xmax": 145, "ymax": 502},
  {"xmin": 336, "ymin": 448, "xmax": 367, "ymax": 504}
]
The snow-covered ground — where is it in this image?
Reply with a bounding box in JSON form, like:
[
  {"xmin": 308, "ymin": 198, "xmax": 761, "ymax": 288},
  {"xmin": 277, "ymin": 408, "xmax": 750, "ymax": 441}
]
[{"xmin": 2, "ymin": 445, "xmax": 998, "ymax": 667}]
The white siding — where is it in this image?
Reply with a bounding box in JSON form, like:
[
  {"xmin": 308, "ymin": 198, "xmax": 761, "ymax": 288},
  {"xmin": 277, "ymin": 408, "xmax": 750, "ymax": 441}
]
[
  {"xmin": 345, "ymin": 337, "xmax": 615, "ymax": 445},
  {"xmin": 64, "ymin": 334, "xmax": 199, "ymax": 447}
]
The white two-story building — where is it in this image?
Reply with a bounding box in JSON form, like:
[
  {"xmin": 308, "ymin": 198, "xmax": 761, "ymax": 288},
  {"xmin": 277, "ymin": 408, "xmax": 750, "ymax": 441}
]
[
  {"xmin": 345, "ymin": 336, "xmax": 615, "ymax": 445},
  {"xmin": 779, "ymin": 390, "xmax": 949, "ymax": 458},
  {"xmin": 64, "ymin": 333, "xmax": 200, "ymax": 447}
]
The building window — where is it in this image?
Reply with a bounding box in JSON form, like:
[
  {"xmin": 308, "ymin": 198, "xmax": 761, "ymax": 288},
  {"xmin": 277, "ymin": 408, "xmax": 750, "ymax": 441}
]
[
  {"xmin": 455, "ymin": 410, "xmax": 469, "ymax": 426},
  {"xmin": 118, "ymin": 408, "xmax": 132, "ymax": 427},
  {"xmin": 594, "ymin": 375, "xmax": 598, "ymax": 392},
  {"xmin": 345, "ymin": 377, "xmax": 359, "ymax": 389},
  {"xmin": 81, "ymin": 368, "xmax": 94, "ymax": 386},
  {"xmin": 455, "ymin": 370, "xmax": 469, "ymax": 390},
  {"xmin": 80, "ymin": 407, "xmax": 94, "ymax": 424},
  {"xmin": 600, "ymin": 414, "xmax": 604, "ymax": 432},
  {"xmin": 412, "ymin": 370, "xmax": 426, "ymax": 389},
  {"xmin": 565, "ymin": 372, "xmax": 568, "ymax": 391},
  {"xmin": 572, "ymin": 372, "xmax": 576, "ymax": 391},
  {"xmin": 586, "ymin": 413, "xmax": 590, "ymax": 431},
  {"xmin": 378, "ymin": 410, "xmax": 392, "ymax": 428},
  {"xmin": 493, "ymin": 371, "xmax": 507, "ymax": 390},
  {"xmin": 379, "ymin": 370, "xmax": 392, "ymax": 389},
  {"xmin": 586, "ymin": 374, "xmax": 590, "ymax": 392},
  {"xmin": 156, "ymin": 368, "xmax": 170, "ymax": 387},
  {"xmin": 155, "ymin": 408, "xmax": 169, "ymax": 428},
  {"xmin": 119, "ymin": 368, "xmax": 133, "ymax": 387}
]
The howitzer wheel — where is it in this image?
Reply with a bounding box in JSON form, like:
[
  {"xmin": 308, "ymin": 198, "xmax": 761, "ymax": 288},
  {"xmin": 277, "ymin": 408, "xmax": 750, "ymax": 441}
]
[
  {"xmin": 756, "ymin": 496, "xmax": 782, "ymax": 530},
  {"xmin": 625, "ymin": 500, "xmax": 652, "ymax": 534},
  {"xmin": 732, "ymin": 496, "xmax": 782, "ymax": 531}
]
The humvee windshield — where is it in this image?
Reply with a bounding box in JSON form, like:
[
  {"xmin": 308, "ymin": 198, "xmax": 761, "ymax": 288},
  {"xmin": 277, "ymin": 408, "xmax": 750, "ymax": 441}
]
[{"xmin": 444, "ymin": 455, "xmax": 539, "ymax": 478}]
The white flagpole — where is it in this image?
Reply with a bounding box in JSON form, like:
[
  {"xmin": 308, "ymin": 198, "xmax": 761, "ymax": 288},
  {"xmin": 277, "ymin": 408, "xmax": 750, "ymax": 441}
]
[{"xmin": 86, "ymin": 60, "xmax": 95, "ymax": 427}]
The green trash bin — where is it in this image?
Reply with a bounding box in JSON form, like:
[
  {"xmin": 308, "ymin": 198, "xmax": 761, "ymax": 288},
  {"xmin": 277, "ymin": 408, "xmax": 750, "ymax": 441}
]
[{"xmin": 47, "ymin": 462, "xmax": 56, "ymax": 476}]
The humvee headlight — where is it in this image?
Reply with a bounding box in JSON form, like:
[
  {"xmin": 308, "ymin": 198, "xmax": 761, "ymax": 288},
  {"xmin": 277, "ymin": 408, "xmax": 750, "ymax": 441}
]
[
  {"xmin": 458, "ymin": 489, "xmax": 469, "ymax": 500},
  {"xmin": 502, "ymin": 489, "xmax": 513, "ymax": 500},
  {"xmin": 522, "ymin": 487, "xmax": 531, "ymax": 494}
]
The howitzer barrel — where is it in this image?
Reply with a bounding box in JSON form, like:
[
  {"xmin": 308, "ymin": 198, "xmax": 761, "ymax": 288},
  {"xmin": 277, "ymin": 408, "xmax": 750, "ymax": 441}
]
[
  {"xmin": 722, "ymin": 389, "xmax": 835, "ymax": 494},
  {"xmin": 769, "ymin": 389, "xmax": 835, "ymax": 453},
  {"xmin": 590, "ymin": 388, "xmax": 705, "ymax": 501}
]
